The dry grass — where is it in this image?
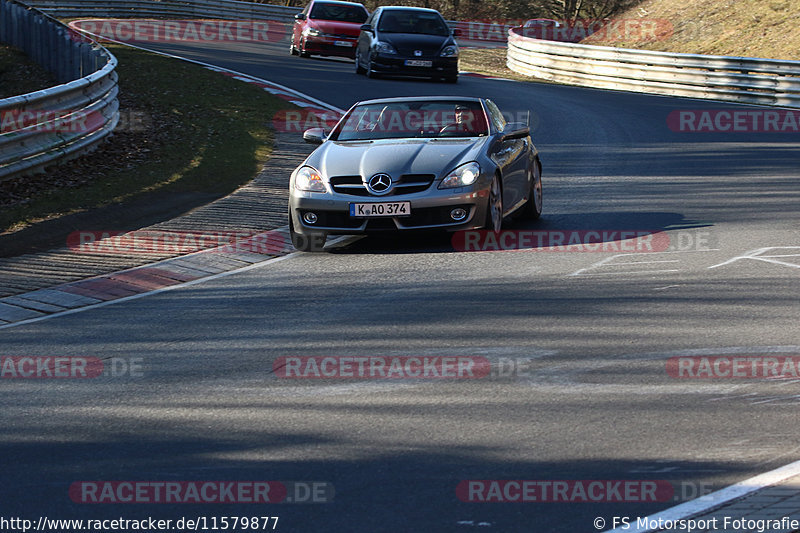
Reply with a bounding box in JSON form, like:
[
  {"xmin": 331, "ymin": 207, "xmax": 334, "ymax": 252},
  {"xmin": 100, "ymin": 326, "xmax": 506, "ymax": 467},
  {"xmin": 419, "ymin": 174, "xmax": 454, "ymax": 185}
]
[
  {"xmin": 582, "ymin": 0, "xmax": 800, "ymax": 59},
  {"xmin": 459, "ymin": 48, "xmax": 534, "ymax": 81}
]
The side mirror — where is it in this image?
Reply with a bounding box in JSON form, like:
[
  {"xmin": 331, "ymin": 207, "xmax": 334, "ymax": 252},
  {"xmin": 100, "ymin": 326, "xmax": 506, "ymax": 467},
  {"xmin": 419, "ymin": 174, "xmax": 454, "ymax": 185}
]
[
  {"xmin": 452, "ymin": 28, "xmax": 461, "ymax": 37},
  {"xmin": 303, "ymin": 128, "xmax": 327, "ymax": 145},
  {"xmin": 294, "ymin": 13, "xmax": 306, "ymax": 21},
  {"xmin": 501, "ymin": 124, "xmax": 530, "ymax": 141},
  {"xmin": 360, "ymin": 24, "xmax": 372, "ymax": 32}
]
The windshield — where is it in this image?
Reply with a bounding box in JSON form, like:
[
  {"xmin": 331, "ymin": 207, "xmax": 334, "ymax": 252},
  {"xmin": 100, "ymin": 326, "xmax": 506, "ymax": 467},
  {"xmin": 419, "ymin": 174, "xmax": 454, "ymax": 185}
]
[
  {"xmin": 377, "ymin": 10, "xmax": 450, "ymax": 36},
  {"xmin": 309, "ymin": 2, "xmax": 368, "ymax": 23},
  {"xmin": 330, "ymin": 101, "xmax": 489, "ymax": 141}
]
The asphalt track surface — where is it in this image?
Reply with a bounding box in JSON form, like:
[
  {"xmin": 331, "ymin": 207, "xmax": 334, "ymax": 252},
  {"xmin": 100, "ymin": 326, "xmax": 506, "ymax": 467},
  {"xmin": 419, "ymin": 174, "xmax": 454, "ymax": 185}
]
[{"xmin": 1, "ymin": 36, "xmax": 800, "ymax": 532}]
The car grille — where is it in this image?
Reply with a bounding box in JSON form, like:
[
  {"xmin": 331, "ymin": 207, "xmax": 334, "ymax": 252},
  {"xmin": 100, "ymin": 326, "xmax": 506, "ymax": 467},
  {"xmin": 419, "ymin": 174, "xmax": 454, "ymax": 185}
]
[
  {"xmin": 395, "ymin": 47, "xmax": 437, "ymax": 58},
  {"xmin": 329, "ymin": 174, "xmax": 435, "ymax": 196}
]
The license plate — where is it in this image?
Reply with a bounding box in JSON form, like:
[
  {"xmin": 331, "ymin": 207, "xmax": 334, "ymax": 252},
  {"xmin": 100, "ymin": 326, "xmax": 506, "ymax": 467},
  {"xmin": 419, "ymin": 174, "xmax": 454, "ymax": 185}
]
[
  {"xmin": 350, "ymin": 202, "xmax": 411, "ymax": 217},
  {"xmin": 404, "ymin": 59, "xmax": 432, "ymax": 67},
  {"xmin": 334, "ymin": 40, "xmax": 353, "ymax": 47}
]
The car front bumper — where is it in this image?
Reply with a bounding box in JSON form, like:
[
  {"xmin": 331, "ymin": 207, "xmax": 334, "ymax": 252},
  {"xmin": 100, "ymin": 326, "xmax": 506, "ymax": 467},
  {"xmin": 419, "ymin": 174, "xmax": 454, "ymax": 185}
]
[
  {"xmin": 289, "ymin": 183, "xmax": 489, "ymax": 235},
  {"xmin": 371, "ymin": 54, "xmax": 458, "ymax": 78},
  {"xmin": 303, "ymin": 36, "xmax": 358, "ymax": 57}
]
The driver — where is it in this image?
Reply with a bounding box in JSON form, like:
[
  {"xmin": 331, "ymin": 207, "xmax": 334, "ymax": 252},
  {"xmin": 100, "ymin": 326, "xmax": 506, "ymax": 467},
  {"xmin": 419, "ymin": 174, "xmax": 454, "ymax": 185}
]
[{"xmin": 439, "ymin": 104, "xmax": 477, "ymax": 135}]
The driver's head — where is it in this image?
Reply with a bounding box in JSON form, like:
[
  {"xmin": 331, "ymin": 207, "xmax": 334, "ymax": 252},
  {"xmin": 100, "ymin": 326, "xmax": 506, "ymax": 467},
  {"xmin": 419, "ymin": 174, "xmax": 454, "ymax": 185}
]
[{"xmin": 454, "ymin": 104, "xmax": 475, "ymax": 127}]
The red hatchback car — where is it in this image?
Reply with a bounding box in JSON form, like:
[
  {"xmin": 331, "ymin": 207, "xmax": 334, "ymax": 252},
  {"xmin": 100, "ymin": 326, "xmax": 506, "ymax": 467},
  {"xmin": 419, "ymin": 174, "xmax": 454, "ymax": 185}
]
[{"xmin": 290, "ymin": 0, "xmax": 369, "ymax": 59}]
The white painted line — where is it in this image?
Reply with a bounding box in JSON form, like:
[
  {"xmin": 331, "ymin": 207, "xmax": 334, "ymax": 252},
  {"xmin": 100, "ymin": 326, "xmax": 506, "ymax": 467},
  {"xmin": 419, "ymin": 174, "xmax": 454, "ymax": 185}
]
[
  {"xmin": 707, "ymin": 248, "xmax": 771, "ymax": 269},
  {"xmin": 709, "ymin": 247, "xmax": 800, "ymax": 270},
  {"xmin": 605, "ymin": 459, "xmax": 800, "ymax": 532},
  {"xmin": 750, "ymin": 395, "xmax": 800, "ymax": 405},
  {"xmin": 569, "ymin": 255, "xmax": 620, "ymax": 276},
  {"xmin": 572, "ymin": 270, "xmax": 681, "ymax": 276},
  {"xmin": 751, "ymin": 257, "xmax": 800, "ymax": 269},
  {"xmin": 599, "ymin": 260, "xmax": 680, "ymax": 266},
  {"xmin": 571, "ymin": 249, "xmax": 719, "ymax": 277}
]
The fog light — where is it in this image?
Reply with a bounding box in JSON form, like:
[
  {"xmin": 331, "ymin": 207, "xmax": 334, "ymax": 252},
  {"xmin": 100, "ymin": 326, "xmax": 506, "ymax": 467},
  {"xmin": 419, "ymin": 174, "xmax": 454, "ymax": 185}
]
[
  {"xmin": 303, "ymin": 212, "xmax": 318, "ymax": 224},
  {"xmin": 450, "ymin": 208, "xmax": 467, "ymax": 221}
]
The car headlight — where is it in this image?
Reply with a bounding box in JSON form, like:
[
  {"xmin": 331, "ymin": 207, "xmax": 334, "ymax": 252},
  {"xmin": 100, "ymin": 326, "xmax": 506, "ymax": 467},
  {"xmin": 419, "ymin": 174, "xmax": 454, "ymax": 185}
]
[
  {"xmin": 303, "ymin": 27, "xmax": 321, "ymax": 37},
  {"xmin": 294, "ymin": 166, "xmax": 327, "ymax": 193},
  {"xmin": 439, "ymin": 162, "xmax": 481, "ymax": 189},
  {"xmin": 440, "ymin": 45, "xmax": 459, "ymax": 57},
  {"xmin": 375, "ymin": 41, "xmax": 397, "ymax": 54}
]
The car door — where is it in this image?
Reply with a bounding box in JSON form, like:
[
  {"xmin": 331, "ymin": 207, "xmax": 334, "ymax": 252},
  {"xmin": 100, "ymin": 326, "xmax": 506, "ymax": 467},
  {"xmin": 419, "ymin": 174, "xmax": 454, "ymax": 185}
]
[
  {"xmin": 293, "ymin": 2, "xmax": 311, "ymax": 48},
  {"xmin": 485, "ymin": 100, "xmax": 527, "ymax": 213},
  {"xmin": 356, "ymin": 9, "xmax": 377, "ymax": 62}
]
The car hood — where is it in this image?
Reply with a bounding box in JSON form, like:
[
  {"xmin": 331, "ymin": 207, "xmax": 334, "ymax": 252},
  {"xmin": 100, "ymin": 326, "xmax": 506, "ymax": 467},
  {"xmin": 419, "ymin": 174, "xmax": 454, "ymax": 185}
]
[
  {"xmin": 380, "ymin": 33, "xmax": 452, "ymax": 56},
  {"xmin": 307, "ymin": 138, "xmax": 486, "ymax": 181}
]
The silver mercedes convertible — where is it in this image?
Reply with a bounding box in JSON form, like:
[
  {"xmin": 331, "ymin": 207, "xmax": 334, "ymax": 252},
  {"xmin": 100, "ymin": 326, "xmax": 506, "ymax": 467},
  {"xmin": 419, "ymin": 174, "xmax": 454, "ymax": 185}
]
[{"xmin": 288, "ymin": 96, "xmax": 542, "ymax": 251}]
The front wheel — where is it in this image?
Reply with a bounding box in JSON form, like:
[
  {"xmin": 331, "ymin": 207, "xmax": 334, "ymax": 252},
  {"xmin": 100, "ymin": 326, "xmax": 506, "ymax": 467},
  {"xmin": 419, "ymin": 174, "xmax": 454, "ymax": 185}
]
[
  {"xmin": 298, "ymin": 39, "xmax": 311, "ymax": 58},
  {"xmin": 354, "ymin": 52, "xmax": 365, "ymax": 74},
  {"xmin": 289, "ymin": 215, "xmax": 326, "ymax": 252},
  {"xmin": 523, "ymin": 159, "xmax": 542, "ymax": 220},
  {"xmin": 484, "ymin": 174, "xmax": 503, "ymax": 233},
  {"xmin": 365, "ymin": 56, "xmax": 380, "ymax": 78}
]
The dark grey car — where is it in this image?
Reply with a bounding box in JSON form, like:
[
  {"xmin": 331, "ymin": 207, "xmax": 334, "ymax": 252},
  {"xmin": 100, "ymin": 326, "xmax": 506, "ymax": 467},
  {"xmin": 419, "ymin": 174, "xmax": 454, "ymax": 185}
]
[
  {"xmin": 354, "ymin": 6, "xmax": 459, "ymax": 82},
  {"xmin": 288, "ymin": 96, "xmax": 542, "ymax": 251}
]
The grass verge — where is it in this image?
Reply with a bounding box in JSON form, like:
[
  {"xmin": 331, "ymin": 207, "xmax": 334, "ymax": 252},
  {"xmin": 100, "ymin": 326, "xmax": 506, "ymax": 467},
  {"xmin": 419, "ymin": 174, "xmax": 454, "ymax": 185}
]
[
  {"xmin": 0, "ymin": 43, "xmax": 289, "ymax": 237},
  {"xmin": 459, "ymin": 48, "xmax": 539, "ymax": 82}
]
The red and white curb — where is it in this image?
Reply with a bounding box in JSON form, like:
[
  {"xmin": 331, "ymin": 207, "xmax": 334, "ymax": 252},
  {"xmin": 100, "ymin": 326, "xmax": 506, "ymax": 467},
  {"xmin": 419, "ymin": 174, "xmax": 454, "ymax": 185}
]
[{"xmin": 0, "ymin": 228, "xmax": 295, "ymax": 328}]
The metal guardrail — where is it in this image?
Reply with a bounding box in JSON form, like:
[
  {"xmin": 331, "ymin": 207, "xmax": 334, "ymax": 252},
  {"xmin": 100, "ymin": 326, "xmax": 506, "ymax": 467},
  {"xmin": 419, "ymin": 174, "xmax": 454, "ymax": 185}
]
[
  {"xmin": 507, "ymin": 27, "xmax": 800, "ymax": 108},
  {"xmin": 26, "ymin": 0, "xmax": 298, "ymax": 21},
  {"xmin": 0, "ymin": 0, "xmax": 118, "ymax": 181},
  {"xmin": 25, "ymin": 0, "xmax": 508, "ymax": 43}
]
